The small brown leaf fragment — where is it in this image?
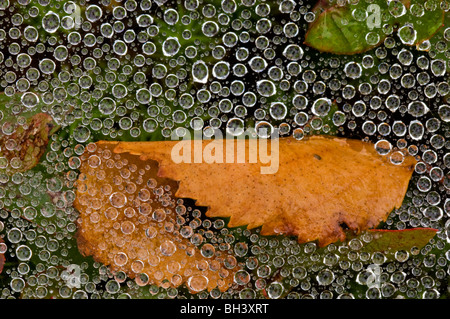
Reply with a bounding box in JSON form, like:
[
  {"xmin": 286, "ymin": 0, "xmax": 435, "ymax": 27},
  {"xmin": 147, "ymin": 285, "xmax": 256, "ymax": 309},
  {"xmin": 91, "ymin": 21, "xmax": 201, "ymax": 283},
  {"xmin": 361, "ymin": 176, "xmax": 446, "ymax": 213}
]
[
  {"xmin": 112, "ymin": 135, "xmax": 417, "ymax": 247},
  {"xmin": 74, "ymin": 143, "xmax": 238, "ymax": 293},
  {"xmin": 0, "ymin": 113, "xmax": 58, "ymax": 174},
  {"xmin": 401, "ymin": 0, "xmax": 411, "ymax": 9}
]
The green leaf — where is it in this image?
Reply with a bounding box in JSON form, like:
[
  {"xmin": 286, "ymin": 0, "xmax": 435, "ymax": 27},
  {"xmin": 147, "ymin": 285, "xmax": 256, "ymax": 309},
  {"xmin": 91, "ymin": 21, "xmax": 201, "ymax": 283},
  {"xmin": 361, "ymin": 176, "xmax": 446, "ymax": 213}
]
[
  {"xmin": 304, "ymin": 0, "xmax": 444, "ymax": 54},
  {"xmin": 354, "ymin": 228, "xmax": 438, "ymax": 255},
  {"xmin": 305, "ymin": 4, "xmax": 379, "ymax": 55},
  {"xmin": 396, "ymin": 0, "xmax": 445, "ymax": 44},
  {"xmin": 426, "ymin": 11, "xmax": 450, "ymax": 74}
]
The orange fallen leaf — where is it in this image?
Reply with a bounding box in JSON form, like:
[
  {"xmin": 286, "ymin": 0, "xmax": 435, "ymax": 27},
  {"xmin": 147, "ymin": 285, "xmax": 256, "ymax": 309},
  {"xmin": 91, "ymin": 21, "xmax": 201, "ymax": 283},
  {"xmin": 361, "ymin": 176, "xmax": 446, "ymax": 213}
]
[
  {"xmin": 74, "ymin": 142, "xmax": 239, "ymax": 293},
  {"xmin": 112, "ymin": 135, "xmax": 416, "ymax": 247}
]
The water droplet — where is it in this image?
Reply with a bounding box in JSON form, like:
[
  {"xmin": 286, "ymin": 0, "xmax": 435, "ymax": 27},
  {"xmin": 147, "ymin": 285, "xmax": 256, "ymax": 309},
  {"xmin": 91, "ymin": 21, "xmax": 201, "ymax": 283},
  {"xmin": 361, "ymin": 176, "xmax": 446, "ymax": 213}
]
[
  {"xmin": 312, "ymin": 98, "xmax": 331, "ymax": 117},
  {"xmin": 42, "ymin": 11, "xmax": 60, "ymax": 33},
  {"xmin": 317, "ymin": 268, "xmax": 335, "ymax": 285},
  {"xmin": 109, "ymin": 192, "xmax": 127, "ymax": 208},
  {"xmin": 344, "ymin": 62, "xmax": 362, "ymax": 79},
  {"xmin": 192, "ymin": 60, "xmax": 209, "ymax": 83}
]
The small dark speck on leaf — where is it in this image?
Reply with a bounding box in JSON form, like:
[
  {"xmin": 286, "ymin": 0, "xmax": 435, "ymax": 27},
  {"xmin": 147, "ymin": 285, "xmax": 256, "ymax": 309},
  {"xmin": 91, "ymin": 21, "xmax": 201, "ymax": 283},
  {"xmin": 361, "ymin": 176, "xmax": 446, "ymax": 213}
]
[
  {"xmin": 314, "ymin": 154, "xmax": 322, "ymax": 160},
  {"xmin": 339, "ymin": 221, "xmax": 349, "ymax": 231}
]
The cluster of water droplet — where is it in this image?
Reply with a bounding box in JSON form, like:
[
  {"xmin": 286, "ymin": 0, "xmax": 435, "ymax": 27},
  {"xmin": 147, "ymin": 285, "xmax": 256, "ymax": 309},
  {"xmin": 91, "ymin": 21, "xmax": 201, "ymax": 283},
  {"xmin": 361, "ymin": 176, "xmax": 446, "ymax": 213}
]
[{"xmin": 0, "ymin": 0, "xmax": 448, "ymax": 299}]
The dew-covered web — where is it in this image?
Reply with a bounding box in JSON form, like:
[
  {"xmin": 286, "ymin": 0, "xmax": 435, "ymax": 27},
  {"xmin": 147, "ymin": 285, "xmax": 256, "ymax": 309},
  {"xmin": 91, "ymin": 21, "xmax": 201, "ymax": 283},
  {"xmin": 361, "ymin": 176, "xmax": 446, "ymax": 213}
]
[{"xmin": 0, "ymin": 0, "xmax": 448, "ymax": 299}]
